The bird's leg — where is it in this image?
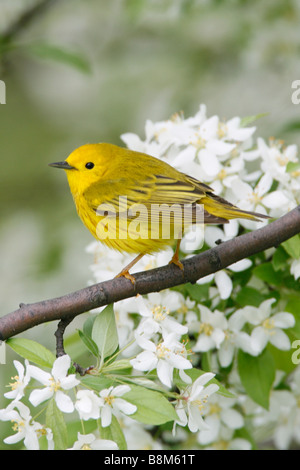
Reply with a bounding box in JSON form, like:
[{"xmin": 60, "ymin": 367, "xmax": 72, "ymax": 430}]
[
  {"xmin": 169, "ymin": 239, "xmax": 184, "ymax": 270},
  {"xmin": 115, "ymin": 252, "xmax": 145, "ymax": 284}
]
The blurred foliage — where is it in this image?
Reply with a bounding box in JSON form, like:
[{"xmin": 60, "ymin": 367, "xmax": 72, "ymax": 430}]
[{"xmin": 1, "ymin": 0, "xmax": 300, "ymax": 218}]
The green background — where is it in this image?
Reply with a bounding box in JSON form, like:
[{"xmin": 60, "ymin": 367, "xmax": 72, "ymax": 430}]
[{"xmin": 0, "ymin": 1, "xmax": 300, "ymax": 442}]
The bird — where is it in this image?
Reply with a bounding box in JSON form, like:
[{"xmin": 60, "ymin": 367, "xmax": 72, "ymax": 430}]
[{"xmin": 49, "ymin": 143, "xmax": 269, "ymax": 283}]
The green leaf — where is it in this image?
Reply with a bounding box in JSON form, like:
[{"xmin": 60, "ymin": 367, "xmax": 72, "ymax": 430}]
[
  {"xmin": 268, "ymin": 343, "xmax": 297, "ymax": 374},
  {"xmin": 240, "ymin": 113, "xmax": 268, "ymax": 127},
  {"xmin": 272, "ymin": 246, "xmax": 290, "ymax": 272},
  {"xmin": 124, "ymin": 385, "xmax": 178, "ymax": 425},
  {"xmin": 27, "ymin": 43, "xmax": 91, "ymax": 74},
  {"xmin": 282, "ymin": 235, "xmax": 300, "ymax": 259},
  {"xmin": 237, "ymin": 349, "xmax": 275, "ymax": 409},
  {"xmin": 66, "ymin": 419, "xmax": 97, "ymax": 447},
  {"xmin": 236, "ymin": 286, "xmax": 266, "ymax": 307},
  {"xmin": 99, "ymin": 415, "xmax": 127, "ymax": 450},
  {"xmin": 83, "ymin": 315, "xmax": 96, "ymax": 337},
  {"xmin": 6, "ymin": 338, "xmax": 55, "ymax": 368},
  {"xmin": 120, "ymin": 374, "xmax": 170, "ymax": 393},
  {"xmin": 252, "ymin": 262, "xmax": 281, "ymax": 286},
  {"xmin": 185, "ymin": 282, "xmax": 210, "ymax": 302},
  {"xmin": 200, "ymin": 351, "xmax": 212, "ymax": 372},
  {"xmin": 281, "ymin": 120, "xmax": 300, "ymax": 133},
  {"xmin": 78, "ymin": 329, "xmax": 99, "ymax": 358},
  {"xmin": 92, "ymin": 304, "xmax": 119, "ymax": 361},
  {"xmin": 103, "ymin": 359, "xmax": 132, "ymax": 372},
  {"xmin": 286, "ymin": 161, "xmax": 300, "ymax": 173},
  {"xmin": 63, "ymin": 330, "xmax": 87, "ymax": 360},
  {"xmin": 234, "ymin": 426, "xmax": 256, "ymax": 450},
  {"xmin": 80, "ymin": 375, "xmax": 115, "ymax": 392},
  {"xmin": 285, "ymin": 296, "xmax": 300, "ymax": 339},
  {"xmin": 285, "ymin": 295, "xmax": 300, "ymax": 316},
  {"xmin": 46, "ymin": 399, "xmax": 68, "ymax": 450}
]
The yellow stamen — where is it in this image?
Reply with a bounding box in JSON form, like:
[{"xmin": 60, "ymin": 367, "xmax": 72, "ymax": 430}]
[
  {"xmin": 152, "ymin": 305, "xmax": 169, "ymax": 321},
  {"xmin": 156, "ymin": 343, "xmax": 170, "ymax": 358},
  {"xmin": 218, "ymin": 169, "xmax": 227, "ymax": 180},
  {"xmin": 276, "ymin": 155, "xmax": 289, "ymax": 166},
  {"xmin": 9, "ymin": 375, "xmax": 21, "ymax": 391},
  {"xmin": 291, "ymin": 170, "xmax": 300, "ymax": 178},
  {"xmin": 12, "ymin": 420, "xmax": 25, "ymax": 432},
  {"xmin": 177, "ymin": 303, "xmax": 189, "ymax": 315},
  {"xmin": 262, "ymin": 318, "xmax": 275, "ymax": 335},
  {"xmin": 248, "ymin": 190, "xmax": 262, "ymax": 205},
  {"xmin": 199, "ymin": 323, "xmax": 213, "ymax": 336},
  {"xmin": 49, "ymin": 377, "xmax": 61, "ymax": 392},
  {"xmin": 36, "ymin": 427, "xmax": 47, "ymax": 437},
  {"xmin": 213, "ymin": 440, "xmax": 229, "ymax": 450},
  {"xmin": 104, "ymin": 395, "xmax": 115, "ymax": 406},
  {"xmin": 217, "ymin": 122, "xmax": 227, "ymax": 139},
  {"xmin": 193, "ymin": 136, "xmax": 206, "ymax": 149},
  {"xmin": 193, "ymin": 395, "xmax": 208, "ymax": 413},
  {"xmin": 209, "ymin": 403, "xmax": 222, "ymax": 415}
]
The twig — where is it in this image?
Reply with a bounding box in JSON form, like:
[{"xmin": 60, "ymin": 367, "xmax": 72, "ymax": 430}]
[
  {"xmin": 54, "ymin": 317, "xmax": 92, "ymax": 376},
  {"xmin": 54, "ymin": 317, "xmax": 73, "ymax": 358},
  {"xmin": 0, "ymin": 205, "xmax": 299, "ymax": 341}
]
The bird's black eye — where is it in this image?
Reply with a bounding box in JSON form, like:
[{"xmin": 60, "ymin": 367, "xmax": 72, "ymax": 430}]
[{"xmin": 85, "ymin": 162, "xmax": 94, "ymax": 169}]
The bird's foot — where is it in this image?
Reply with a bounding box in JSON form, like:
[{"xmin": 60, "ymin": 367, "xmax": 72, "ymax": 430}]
[
  {"xmin": 115, "ymin": 269, "xmax": 136, "ymax": 284},
  {"xmin": 169, "ymin": 253, "xmax": 184, "ymax": 271}
]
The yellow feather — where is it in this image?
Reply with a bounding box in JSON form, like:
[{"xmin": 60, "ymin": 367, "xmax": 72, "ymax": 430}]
[{"xmin": 49, "ymin": 143, "xmax": 270, "ymax": 281}]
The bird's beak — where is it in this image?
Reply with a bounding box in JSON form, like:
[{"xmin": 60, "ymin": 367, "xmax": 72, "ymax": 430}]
[{"xmin": 48, "ymin": 161, "xmax": 76, "ymax": 170}]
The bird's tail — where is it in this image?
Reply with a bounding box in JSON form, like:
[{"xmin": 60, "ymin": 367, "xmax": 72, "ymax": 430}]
[{"xmin": 202, "ymin": 193, "xmax": 270, "ymax": 222}]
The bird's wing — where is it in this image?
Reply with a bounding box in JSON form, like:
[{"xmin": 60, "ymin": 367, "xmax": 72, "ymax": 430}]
[{"xmin": 84, "ymin": 174, "xmax": 229, "ymax": 225}]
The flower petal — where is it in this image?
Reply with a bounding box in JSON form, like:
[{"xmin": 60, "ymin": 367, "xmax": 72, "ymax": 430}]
[
  {"xmin": 215, "ymin": 271, "xmax": 232, "ymax": 299},
  {"xmin": 29, "ymin": 387, "xmax": 53, "ymax": 407},
  {"xmin": 27, "ymin": 365, "xmax": 51, "ymax": 386},
  {"xmin": 113, "ymin": 385, "xmax": 131, "ymax": 397},
  {"xmin": 269, "ymin": 329, "xmax": 291, "ymax": 351},
  {"xmin": 114, "ymin": 398, "xmax": 137, "ymax": 415},
  {"xmin": 52, "ymin": 355, "xmax": 71, "ymax": 380},
  {"xmin": 55, "ymin": 390, "xmax": 74, "ymax": 413}
]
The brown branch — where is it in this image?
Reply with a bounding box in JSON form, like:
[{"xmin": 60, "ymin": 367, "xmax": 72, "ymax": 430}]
[
  {"xmin": 54, "ymin": 317, "xmax": 91, "ymax": 375},
  {"xmin": 0, "ymin": 205, "xmax": 300, "ymax": 341}
]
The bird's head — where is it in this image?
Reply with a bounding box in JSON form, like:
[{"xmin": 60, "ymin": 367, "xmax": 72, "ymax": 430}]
[{"xmin": 49, "ymin": 143, "xmax": 114, "ymax": 195}]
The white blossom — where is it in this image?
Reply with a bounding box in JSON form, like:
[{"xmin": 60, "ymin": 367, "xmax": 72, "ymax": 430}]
[
  {"xmin": 197, "ymin": 395, "xmax": 244, "ymax": 445},
  {"xmin": 0, "ymin": 401, "xmax": 53, "ymax": 450},
  {"xmin": 133, "ymin": 291, "xmax": 188, "ymax": 339},
  {"xmin": 258, "ymin": 137, "xmax": 298, "ymax": 185},
  {"xmin": 131, "ymin": 332, "xmax": 192, "ymax": 388},
  {"xmin": 201, "ymin": 425, "xmax": 252, "ymax": 450},
  {"xmin": 99, "ymin": 385, "xmax": 137, "ymax": 427},
  {"xmin": 291, "ymin": 259, "xmax": 300, "ymax": 280},
  {"xmin": 69, "ymin": 432, "xmax": 118, "ymax": 450},
  {"xmin": 122, "ymin": 416, "xmax": 163, "ymax": 450},
  {"xmin": 28, "ymin": 355, "xmax": 80, "ymax": 413},
  {"xmin": 190, "ymin": 305, "xmax": 227, "ymax": 352},
  {"xmin": 75, "ymin": 389, "xmax": 102, "ymax": 421},
  {"xmin": 236, "ymin": 299, "xmax": 295, "ymax": 355},
  {"xmin": 4, "ymin": 360, "xmax": 30, "ymax": 401},
  {"xmin": 174, "ymin": 372, "xmax": 219, "ymax": 433}
]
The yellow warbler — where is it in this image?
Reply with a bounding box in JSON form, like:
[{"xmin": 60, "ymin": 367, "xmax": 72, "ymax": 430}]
[{"xmin": 49, "ymin": 143, "xmax": 269, "ymax": 282}]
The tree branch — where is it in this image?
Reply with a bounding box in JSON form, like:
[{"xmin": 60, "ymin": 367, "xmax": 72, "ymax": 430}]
[{"xmin": 1, "ymin": 205, "xmax": 300, "ymax": 341}]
